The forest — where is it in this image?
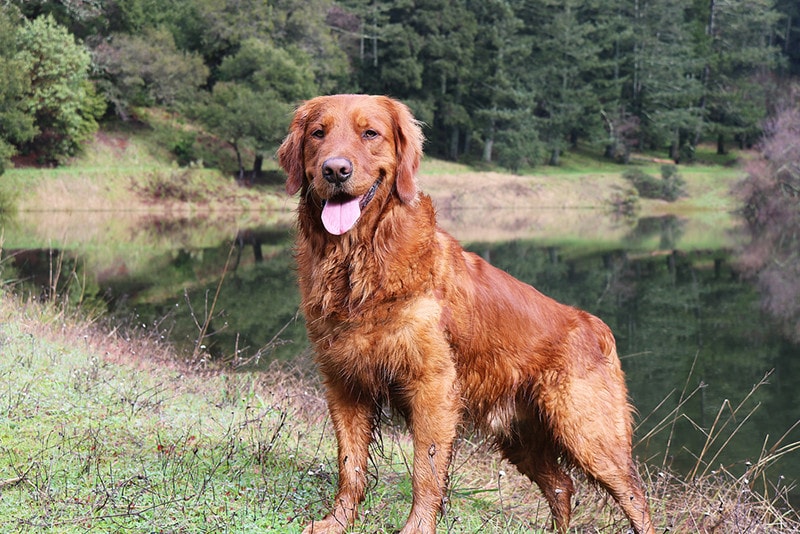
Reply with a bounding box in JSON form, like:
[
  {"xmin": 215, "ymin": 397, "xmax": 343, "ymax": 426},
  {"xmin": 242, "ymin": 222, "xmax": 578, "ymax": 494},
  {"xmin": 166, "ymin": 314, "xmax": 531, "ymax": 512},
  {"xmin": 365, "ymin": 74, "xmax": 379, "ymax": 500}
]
[{"xmin": 0, "ymin": 0, "xmax": 799, "ymax": 176}]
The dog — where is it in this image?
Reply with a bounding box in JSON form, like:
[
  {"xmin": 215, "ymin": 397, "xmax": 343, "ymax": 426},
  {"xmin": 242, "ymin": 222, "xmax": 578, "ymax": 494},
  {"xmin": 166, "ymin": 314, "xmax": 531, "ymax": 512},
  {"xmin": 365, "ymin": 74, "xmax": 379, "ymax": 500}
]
[{"xmin": 278, "ymin": 94, "xmax": 654, "ymax": 534}]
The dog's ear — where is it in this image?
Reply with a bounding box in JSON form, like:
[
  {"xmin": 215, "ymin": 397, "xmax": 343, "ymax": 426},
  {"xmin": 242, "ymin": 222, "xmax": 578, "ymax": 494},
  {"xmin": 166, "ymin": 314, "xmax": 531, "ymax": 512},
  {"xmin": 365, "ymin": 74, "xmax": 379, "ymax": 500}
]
[
  {"xmin": 277, "ymin": 103, "xmax": 309, "ymax": 196},
  {"xmin": 385, "ymin": 97, "xmax": 424, "ymax": 204}
]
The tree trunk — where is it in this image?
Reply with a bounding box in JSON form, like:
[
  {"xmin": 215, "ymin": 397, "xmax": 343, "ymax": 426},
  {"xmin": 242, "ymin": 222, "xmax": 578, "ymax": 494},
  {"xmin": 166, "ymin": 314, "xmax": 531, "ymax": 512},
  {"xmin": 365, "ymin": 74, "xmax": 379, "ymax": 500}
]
[
  {"xmin": 549, "ymin": 148, "xmax": 560, "ymax": 166},
  {"xmin": 716, "ymin": 133, "xmax": 726, "ymax": 155},
  {"xmin": 232, "ymin": 141, "xmax": 244, "ymax": 181},
  {"xmin": 483, "ymin": 136, "xmax": 494, "ymax": 163},
  {"xmin": 483, "ymin": 111, "xmax": 496, "ymax": 163},
  {"xmin": 669, "ymin": 129, "xmax": 680, "ymax": 162},
  {"xmin": 449, "ymin": 125, "xmax": 459, "ymax": 160},
  {"xmin": 252, "ymin": 154, "xmax": 264, "ymax": 180}
]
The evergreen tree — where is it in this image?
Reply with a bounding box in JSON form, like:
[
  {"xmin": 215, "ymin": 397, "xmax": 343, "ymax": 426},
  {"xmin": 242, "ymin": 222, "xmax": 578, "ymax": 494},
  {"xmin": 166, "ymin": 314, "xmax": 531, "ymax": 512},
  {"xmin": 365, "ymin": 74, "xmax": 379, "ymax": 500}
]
[
  {"xmin": 522, "ymin": 0, "xmax": 604, "ymax": 165},
  {"xmin": 694, "ymin": 0, "xmax": 783, "ymax": 153},
  {"xmin": 631, "ymin": 0, "xmax": 704, "ymax": 161},
  {"xmin": 337, "ymin": 0, "xmax": 478, "ymax": 159},
  {"xmin": 469, "ymin": 0, "xmax": 540, "ymax": 167}
]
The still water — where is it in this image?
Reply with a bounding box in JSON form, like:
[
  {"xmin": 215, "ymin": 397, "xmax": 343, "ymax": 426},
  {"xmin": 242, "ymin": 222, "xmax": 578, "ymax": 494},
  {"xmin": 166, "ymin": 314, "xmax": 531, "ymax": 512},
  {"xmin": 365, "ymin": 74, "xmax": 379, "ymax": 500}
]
[{"xmin": 3, "ymin": 207, "xmax": 799, "ymax": 506}]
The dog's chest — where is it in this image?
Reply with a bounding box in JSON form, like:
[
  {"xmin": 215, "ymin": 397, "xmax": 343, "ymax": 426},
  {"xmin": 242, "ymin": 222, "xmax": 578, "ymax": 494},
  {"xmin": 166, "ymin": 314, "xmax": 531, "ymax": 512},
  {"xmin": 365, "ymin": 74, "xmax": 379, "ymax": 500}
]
[{"xmin": 300, "ymin": 242, "xmax": 381, "ymax": 319}]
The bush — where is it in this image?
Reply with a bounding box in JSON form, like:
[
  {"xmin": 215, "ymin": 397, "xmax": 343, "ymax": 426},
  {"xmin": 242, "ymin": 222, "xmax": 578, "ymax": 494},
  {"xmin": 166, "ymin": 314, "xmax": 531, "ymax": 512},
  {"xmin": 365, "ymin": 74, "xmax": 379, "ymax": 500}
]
[
  {"xmin": 0, "ymin": 185, "xmax": 16, "ymax": 218},
  {"xmin": 659, "ymin": 165, "xmax": 686, "ymax": 201},
  {"xmin": 623, "ymin": 165, "xmax": 686, "ymax": 201},
  {"xmin": 608, "ymin": 185, "xmax": 640, "ymax": 217}
]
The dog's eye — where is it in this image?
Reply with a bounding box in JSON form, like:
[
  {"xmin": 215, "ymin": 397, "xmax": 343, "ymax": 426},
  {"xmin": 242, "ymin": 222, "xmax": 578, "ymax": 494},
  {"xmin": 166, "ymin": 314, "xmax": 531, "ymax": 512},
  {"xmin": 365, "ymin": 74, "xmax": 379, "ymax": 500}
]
[
  {"xmin": 362, "ymin": 129, "xmax": 379, "ymax": 140},
  {"xmin": 311, "ymin": 129, "xmax": 325, "ymax": 139}
]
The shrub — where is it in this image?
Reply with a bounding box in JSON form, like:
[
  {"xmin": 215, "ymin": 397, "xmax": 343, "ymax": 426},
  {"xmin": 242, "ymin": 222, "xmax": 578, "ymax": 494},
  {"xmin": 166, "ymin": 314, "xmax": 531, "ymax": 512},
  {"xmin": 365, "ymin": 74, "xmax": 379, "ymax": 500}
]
[
  {"xmin": 623, "ymin": 165, "xmax": 686, "ymax": 201},
  {"xmin": 659, "ymin": 164, "xmax": 687, "ymax": 201},
  {"xmin": 608, "ymin": 185, "xmax": 640, "ymax": 217},
  {"xmin": 0, "ymin": 186, "xmax": 16, "ymax": 218}
]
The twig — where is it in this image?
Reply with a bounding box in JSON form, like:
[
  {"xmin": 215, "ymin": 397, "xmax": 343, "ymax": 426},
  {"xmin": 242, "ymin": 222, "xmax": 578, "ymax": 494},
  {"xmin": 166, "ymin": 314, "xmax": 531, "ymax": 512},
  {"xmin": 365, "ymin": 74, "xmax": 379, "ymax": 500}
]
[
  {"xmin": 191, "ymin": 239, "xmax": 237, "ymax": 360},
  {"xmin": 0, "ymin": 475, "xmax": 26, "ymax": 489}
]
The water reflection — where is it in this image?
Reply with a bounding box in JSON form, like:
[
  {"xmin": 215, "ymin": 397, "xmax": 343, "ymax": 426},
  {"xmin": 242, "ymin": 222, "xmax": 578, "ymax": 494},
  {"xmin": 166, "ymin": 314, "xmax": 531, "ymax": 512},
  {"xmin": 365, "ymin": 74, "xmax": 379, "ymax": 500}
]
[{"xmin": 3, "ymin": 210, "xmax": 799, "ymax": 506}]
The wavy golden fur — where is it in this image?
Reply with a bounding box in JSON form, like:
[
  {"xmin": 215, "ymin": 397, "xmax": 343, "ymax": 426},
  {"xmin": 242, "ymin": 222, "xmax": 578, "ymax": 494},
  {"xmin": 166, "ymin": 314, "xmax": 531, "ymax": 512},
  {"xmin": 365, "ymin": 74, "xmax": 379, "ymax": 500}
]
[{"xmin": 278, "ymin": 94, "xmax": 654, "ymax": 534}]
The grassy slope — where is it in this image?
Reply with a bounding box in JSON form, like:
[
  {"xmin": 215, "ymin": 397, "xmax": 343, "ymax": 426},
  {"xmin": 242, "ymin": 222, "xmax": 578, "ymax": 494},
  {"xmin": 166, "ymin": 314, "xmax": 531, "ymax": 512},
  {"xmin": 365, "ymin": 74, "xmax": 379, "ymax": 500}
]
[
  {"xmin": 2, "ymin": 291, "xmax": 799, "ymax": 533},
  {"xmin": 3, "ymin": 121, "xmax": 745, "ymax": 252}
]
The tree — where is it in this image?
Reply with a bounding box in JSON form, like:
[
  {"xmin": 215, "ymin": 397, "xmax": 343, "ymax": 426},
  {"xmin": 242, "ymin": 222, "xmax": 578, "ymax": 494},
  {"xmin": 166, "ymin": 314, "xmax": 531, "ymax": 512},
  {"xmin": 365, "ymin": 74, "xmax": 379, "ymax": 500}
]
[
  {"xmin": 270, "ymin": 0, "xmax": 353, "ymax": 94},
  {"xmin": 197, "ymin": 38, "xmax": 315, "ymax": 179},
  {"xmin": 521, "ymin": 0, "xmax": 605, "ymax": 165},
  {"xmin": 469, "ymin": 0, "xmax": 540, "ymax": 167},
  {"xmin": 774, "ymin": 0, "xmax": 800, "ymax": 76},
  {"xmin": 694, "ymin": 0, "xmax": 782, "ymax": 153},
  {"xmin": 93, "ymin": 27, "xmax": 209, "ymax": 118},
  {"xmin": 16, "ymin": 14, "xmax": 103, "ymax": 163},
  {"xmin": 630, "ymin": 0, "xmax": 704, "ymax": 161},
  {"xmin": 411, "ymin": 0, "xmax": 478, "ymax": 159},
  {"xmin": 0, "ymin": 7, "xmax": 36, "ymax": 173},
  {"xmin": 337, "ymin": 0, "xmax": 480, "ymax": 159},
  {"xmin": 195, "ymin": 83, "xmax": 288, "ymax": 180},
  {"xmin": 737, "ymin": 96, "xmax": 800, "ymax": 342},
  {"xmin": 217, "ymin": 38, "xmax": 315, "ymax": 103},
  {"xmin": 214, "ymin": 38, "xmax": 315, "ymax": 177}
]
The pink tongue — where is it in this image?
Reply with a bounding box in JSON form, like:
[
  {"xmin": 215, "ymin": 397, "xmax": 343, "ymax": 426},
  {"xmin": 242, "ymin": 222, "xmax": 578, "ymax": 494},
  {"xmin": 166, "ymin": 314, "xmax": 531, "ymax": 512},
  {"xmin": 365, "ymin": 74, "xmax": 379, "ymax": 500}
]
[{"xmin": 321, "ymin": 196, "xmax": 363, "ymax": 235}]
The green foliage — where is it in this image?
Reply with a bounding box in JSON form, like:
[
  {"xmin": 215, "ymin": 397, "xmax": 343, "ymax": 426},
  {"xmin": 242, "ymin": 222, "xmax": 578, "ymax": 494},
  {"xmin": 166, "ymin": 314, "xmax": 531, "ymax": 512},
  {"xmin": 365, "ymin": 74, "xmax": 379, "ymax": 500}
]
[
  {"xmin": 698, "ymin": 0, "xmax": 783, "ymax": 152},
  {"xmin": 192, "ymin": 82, "xmax": 294, "ymax": 178},
  {"xmin": 4, "ymin": 0, "xmax": 795, "ymax": 173},
  {"xmin": 93, "ymin": 27, "xmax": 208, "ymax": 117},
  {"xmin": 194, "ymin": 38, "xmax": 315, "ymax": 177},
  {"xmin": 218, "ymin": 38, "xmax": 315, "ymax": 101},
  {"xmin": 0, "ymin": 184, "xmax": 17, "ymax": 218},
  {"xmin": 525, "ymin": 0, "xmax": 606, "ymax": 165},
  {"xmin": 493, "ymin": 119, "xmax": 545, "ymax": 172},
  {"xmin": 15, "ymin": 14, "xmax": 102, "ymax": 163},
  {"xmin": 0, "ymin": 7, "xmax": 36, "ymax": 173}
]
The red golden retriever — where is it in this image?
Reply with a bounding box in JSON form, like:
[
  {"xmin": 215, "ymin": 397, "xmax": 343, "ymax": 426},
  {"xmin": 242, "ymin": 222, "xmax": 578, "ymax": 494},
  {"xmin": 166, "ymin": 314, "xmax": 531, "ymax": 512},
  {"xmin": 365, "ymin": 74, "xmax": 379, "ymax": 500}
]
[{"xmin": 278, "ymin": 94, "xmax": 654, "ymax": 534}]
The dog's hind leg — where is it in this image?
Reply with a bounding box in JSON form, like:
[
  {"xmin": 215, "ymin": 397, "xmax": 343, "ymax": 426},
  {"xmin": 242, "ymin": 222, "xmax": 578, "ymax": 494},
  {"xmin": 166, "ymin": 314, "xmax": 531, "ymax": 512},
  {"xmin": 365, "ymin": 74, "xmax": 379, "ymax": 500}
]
[
  {"xmin": 541, "ymin": 367, "xmax": 655, "ymax": 534},
  {"xmin": 499, "ymin": 416, "xmax": 575, "ymax": 533}
]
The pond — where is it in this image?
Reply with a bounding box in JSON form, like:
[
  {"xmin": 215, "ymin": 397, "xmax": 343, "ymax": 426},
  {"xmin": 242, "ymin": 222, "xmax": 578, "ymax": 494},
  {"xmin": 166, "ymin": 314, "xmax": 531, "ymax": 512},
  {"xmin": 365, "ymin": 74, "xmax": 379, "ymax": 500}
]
[{"xmin": 3, "ymin": 205, "xmax": 799, "ymax": 507}]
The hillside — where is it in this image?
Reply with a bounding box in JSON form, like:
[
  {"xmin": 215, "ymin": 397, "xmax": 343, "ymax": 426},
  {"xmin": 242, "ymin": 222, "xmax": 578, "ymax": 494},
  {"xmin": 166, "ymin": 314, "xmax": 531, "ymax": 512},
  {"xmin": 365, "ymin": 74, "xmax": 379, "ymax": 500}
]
[{"xmin": 3, "ymin": 120, "xmax": 746, "ymax": 251}]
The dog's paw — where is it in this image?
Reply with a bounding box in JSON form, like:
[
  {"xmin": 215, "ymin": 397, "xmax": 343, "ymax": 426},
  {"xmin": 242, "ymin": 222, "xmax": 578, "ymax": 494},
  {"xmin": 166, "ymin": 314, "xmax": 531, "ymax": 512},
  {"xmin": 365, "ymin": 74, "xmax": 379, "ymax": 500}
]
[{"xmin": 302, "ymin": 516, "xmax": 349, "ymax": 534}]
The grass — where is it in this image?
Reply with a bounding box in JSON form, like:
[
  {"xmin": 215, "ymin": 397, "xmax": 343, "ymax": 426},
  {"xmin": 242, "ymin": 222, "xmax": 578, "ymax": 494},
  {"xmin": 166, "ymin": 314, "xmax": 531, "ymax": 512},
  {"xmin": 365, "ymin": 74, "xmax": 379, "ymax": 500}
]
[{"xmin": 1, "ymin": 287, "xmax": 798, "ymax": 533}]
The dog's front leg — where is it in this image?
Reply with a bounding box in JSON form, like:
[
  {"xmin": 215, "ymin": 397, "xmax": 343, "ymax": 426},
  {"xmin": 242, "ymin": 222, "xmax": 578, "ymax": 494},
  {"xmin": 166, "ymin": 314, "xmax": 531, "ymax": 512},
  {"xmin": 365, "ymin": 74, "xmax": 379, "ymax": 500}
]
[
  {"xmin": 303, "ymin": 381, "xmax": 374, "ymax": 534},
  {"xmin": 399, "ymin": 366, "xmax": 460, "ymax": 534}
]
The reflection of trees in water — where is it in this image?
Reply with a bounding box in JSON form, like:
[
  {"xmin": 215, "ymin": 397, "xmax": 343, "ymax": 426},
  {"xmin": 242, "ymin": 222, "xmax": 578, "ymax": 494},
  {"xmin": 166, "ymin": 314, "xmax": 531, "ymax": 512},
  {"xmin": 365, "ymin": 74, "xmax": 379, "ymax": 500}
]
[
  {"xmin": 737, "ymin": 106, "xmax": 800, "ymax": 342},
  {"xmin": 627, "ymin": 215, "xmax": 685, "ymax": 250}
]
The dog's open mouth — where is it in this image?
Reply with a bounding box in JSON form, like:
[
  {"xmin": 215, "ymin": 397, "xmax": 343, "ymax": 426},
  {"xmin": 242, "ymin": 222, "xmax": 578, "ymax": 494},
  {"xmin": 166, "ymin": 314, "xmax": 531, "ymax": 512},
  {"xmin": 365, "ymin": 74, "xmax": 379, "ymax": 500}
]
[{"xmin": 321, "ymin": 178, "xmax": 382, "ymax": 235}]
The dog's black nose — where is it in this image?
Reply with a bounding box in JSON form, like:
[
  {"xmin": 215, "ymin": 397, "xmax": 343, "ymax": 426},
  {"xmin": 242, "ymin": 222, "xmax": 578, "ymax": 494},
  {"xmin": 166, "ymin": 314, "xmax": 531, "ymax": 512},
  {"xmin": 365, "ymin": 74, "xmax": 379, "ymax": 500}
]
[{"xmin": 322, "ymin": 157, "xmax": 353, "ymax": 184}]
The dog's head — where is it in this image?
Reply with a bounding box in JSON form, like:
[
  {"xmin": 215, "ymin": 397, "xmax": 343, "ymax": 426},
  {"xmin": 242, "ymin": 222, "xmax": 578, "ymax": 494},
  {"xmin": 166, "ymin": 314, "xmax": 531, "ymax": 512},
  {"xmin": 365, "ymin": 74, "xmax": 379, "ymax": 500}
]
[{"xmin": 278, "ymin": 94, "xmax": 424, "ymax": 235}]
